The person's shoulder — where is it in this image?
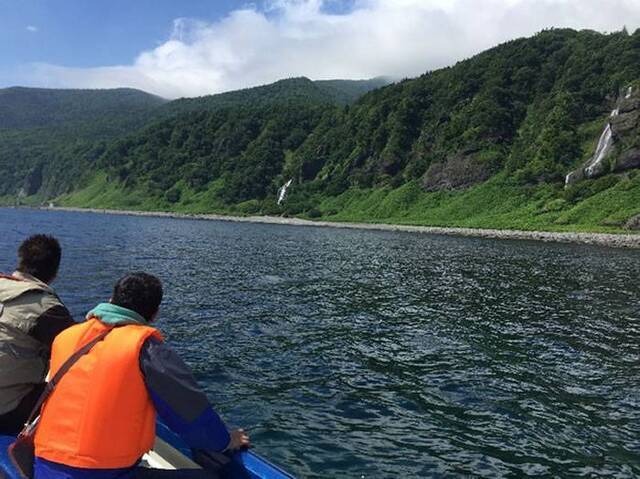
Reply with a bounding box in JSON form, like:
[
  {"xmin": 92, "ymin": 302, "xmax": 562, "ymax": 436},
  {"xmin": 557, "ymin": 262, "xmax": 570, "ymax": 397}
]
[
  {"xmin": 41, "ymin": 289, "xmax": 65, "ymax": 307},
  {"xmin": 8, "ymin": 272, "xmax": 64, "ymax": 309},
  {"xmin": 140, "ymin": 334, "xmax": 167, "ymax": 354},
  {"xmin": 0, "ymin": 273, "xmax": 51, "ymax": 300},
  {"xmin": 137, "ymin": 324, "xmax": 164, "ymax": 343}
]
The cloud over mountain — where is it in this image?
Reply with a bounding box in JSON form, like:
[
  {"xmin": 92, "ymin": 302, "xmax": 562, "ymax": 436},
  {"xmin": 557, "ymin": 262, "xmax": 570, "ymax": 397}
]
[{"xmin": 14, "ymin": 0, "xmax": 640, "ymax": 98}]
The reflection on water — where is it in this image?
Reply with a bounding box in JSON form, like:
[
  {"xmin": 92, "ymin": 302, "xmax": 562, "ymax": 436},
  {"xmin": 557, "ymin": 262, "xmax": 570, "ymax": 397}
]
[{"xmin": 1, "ymin": 208, "xmax": 639, "ymax": 477}]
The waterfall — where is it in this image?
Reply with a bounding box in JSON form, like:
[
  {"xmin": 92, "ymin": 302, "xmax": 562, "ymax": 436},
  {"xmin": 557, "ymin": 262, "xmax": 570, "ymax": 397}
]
[
  {"xmin": 564, "ymin": 171, "xmax": 579, "ymax": 185},
  {"xmin": 583, "ymin": 108, "xmax": 619, "ymax": 178},
  {"xmin": 277, "ymin": 179, "xmax": 293, "ymax": 205},
  {"xmin": 565, "ymin": 86, "xmax": 635, "ymax": 186}
]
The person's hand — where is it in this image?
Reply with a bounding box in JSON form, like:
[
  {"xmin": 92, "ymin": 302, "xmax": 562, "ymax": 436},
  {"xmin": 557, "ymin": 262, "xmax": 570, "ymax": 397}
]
[{"xmin": 227, "ymin": 428, "xmax": 251, "ymax": 451}]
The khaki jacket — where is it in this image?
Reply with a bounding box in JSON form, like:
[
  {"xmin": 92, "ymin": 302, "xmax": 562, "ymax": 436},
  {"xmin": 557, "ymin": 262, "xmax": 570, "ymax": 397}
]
[{"xmin": 0, "ymin": 272, "xmax": 66, "ymax": 414}]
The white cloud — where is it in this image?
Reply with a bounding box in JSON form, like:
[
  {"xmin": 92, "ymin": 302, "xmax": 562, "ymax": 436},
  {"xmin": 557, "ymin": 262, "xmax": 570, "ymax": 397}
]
[
  {"xmin": 26, "ymin": 25, "xmax": 38, "ymax": 33},
  {"xmin": 14, "ymin": 0, "xmax": 640, "ymax": 98}
]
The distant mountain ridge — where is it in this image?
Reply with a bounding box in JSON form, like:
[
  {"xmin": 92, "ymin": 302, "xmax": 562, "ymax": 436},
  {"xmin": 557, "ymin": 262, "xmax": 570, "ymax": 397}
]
[
  {"xmin": 0, "ymin": 77, "xmax": 388, "ymax": 130},
  {"xmin": 162, "ymin": 77, "xmax": 391, "ymax": 116},
  {"xmin": 0, "ymin": 87, "xmax": 166, "ymax": 131}
]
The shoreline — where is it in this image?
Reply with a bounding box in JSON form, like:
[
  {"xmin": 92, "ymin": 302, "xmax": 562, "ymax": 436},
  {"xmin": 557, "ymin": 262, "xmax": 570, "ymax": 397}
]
[{"xmin": 16, "ymin": 206, "xmax": 640, "ymax": 249}]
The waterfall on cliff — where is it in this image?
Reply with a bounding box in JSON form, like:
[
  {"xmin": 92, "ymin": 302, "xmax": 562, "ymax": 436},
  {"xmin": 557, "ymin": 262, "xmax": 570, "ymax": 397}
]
[
  {"xmin": 565, "ymin": 85, "xmax": 638, "ymax": 186},
  {"xmin": 583, "ymin": 108, "xmax": 619, "ymax": 178},
  {"xmin": 277, "ymin": 179, "xmax": 293, "ymax": 205}
]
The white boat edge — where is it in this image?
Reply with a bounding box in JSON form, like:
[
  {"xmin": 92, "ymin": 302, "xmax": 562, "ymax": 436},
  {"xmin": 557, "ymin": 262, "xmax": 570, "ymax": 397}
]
[{"xmin": 141, "ymin": 437, "xmax": 202, "ymax": 470}]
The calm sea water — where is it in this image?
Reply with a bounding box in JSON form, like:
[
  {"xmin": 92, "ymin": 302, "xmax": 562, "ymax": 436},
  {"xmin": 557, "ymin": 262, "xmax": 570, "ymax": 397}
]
[{"xmin": 1, "ymin": 208, "xmax": 639, "ymax": 478}]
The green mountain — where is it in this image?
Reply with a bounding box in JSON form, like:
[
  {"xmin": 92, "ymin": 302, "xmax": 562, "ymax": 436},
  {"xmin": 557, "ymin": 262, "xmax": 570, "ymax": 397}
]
[
  {"xmin": 314, "ymin": 77, "xmax": 392, "ymax": 105},
  {"xmin": 0, "ymin": 87, "xmax": 166, "ymax": 133},
  {"xmin": 86, "ymin": 77, "xmax": 391, "ymax": 206},
  {"xmin": 3, "ymin": 29, "xmax": 640, "ymax": 232},
  {"xmin": 162, "ymin": 77, "xmax": 391, "ymax": 116},
  {"xmin": 0, "ymin": 77, "xmax": 383, "ymax": 201},
  {"xmin": 0, "ymin": 87, "xmax": 166, "ymax": 198},
  {"xmin": 0, "ymin": 87, "xmax": 168, "ymax": 198}
]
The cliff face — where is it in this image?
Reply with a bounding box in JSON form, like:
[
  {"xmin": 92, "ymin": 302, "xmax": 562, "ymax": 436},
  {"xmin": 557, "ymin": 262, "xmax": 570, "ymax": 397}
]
[
  {"xmin": 611, "ymin": 85, "xmax": 640, "ymax": 172},
  {"xmin": 566, "ymin": 84, "xmax": 640, "ymax": 185}
]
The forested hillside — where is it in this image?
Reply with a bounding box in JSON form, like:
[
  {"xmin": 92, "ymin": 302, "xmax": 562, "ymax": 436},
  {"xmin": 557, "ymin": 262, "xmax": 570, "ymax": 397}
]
[
  {"xmin": 0, "ymin": 88, "xmax": 167, "ymax": 198},
  {"xmin": 164, "ymin": 77, "xmax": 390, "ymax": 116},
  {"xmin": 0, "ymin": 87, "xmax": 166, "ymax": 131},
  {"xmin": 3, "ymin": 29, "xmax": 640, "ymax": 232},
  {"xmin": 0, "ymin": 78, "xmax": 382, "ymax": 201},
  {"xmin": 98, "ymin": 102, "xmax": 331, "ymax": 206}
]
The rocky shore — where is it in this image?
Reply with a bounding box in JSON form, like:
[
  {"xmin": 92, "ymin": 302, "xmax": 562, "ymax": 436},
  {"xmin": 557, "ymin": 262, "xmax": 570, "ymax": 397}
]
[{"xmin": 26, "ymin": 206, "xmax": 640, "ymax": 249}]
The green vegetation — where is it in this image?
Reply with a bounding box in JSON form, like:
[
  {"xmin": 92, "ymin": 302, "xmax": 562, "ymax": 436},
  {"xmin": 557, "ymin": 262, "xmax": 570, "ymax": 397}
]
[
  {"xmin": 163, "ymin": 77, "xmax": 390, "ymax": 116},
  {"xmin": 55, "ymin": 169, "xmax": 640, "ymax": 233},
  {"xmin": 4, "ymin": 29, "xmax": 640, "ymax": 233},
  {"xmin": 0, "ymin": 87, "xmax": 166, "ymax": 131},
  {"xmin": 0, "ymin": 78, "xmax": 384, "ymax": 201},
  {"xmin": 317, "ymin": 172, "xmax": 640, "ymax": 232},
  {"xmin": 0, "ymin": 87, "xmax": 167, "ymax": 198}
]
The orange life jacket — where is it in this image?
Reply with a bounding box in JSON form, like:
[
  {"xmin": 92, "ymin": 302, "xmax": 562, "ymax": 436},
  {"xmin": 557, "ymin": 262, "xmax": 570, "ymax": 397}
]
[{"xmin": 34, "ymin": 317, "xmax": 163, "ymax": 469}]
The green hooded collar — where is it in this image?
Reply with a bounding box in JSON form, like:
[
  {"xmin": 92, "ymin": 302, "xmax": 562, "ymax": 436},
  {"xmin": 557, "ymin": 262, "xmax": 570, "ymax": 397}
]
[{"xmin": 87, "ymin": 302, "xmax": 148, "ymax": 326}]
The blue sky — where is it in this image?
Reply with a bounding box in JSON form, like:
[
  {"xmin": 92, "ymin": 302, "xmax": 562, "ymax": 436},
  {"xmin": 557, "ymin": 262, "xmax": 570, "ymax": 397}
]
[
  {"xmin": 0, "ymin": 0, "xmax": 354, "ymax": 69},
  {"xmin": 1, "ymin": 0, "xmax": 639, "ymax": 98},
  {"xmin": 0, "ymin": 1, "xmax": 264, "ymax": 68}
]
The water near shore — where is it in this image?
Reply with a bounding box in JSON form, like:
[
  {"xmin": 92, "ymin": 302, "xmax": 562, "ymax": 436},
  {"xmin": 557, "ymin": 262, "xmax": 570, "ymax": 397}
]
[
  {"xmin": 2, "ymin": 208, "xmax": 639, "ymax": 477},
  {"xmin": 46, "ymin": 206, "xmax": 640, "ymax": 248}
]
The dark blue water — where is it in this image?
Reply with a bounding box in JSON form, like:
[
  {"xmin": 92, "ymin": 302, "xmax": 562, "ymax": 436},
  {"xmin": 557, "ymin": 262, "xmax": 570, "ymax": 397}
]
[{"xmin": 1, "ymin": 208, "xmax": 639, "ymax": 478}]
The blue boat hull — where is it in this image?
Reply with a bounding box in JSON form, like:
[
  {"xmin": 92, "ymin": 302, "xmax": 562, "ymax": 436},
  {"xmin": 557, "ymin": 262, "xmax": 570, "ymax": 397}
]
[{"xmin": 0, "ymin": 424, "xmax": 293, "ymax": 479}]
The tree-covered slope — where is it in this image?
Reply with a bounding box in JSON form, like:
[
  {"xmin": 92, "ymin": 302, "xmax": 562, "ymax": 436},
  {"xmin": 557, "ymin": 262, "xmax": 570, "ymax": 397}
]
[
  {"xmin": 0, "ymin": 87, "xmax": 170, "ymax": 198},
  {"xmin": 0, "ymin": 87, "xmax": 169, "ymax": 198},
  {"xmin": 161, "ymin": 77, "xmax": 390, "ymax": 117},
  {"xmin": 286, "ymin": 28, "xmax": 640, "ymax": 193},
  {"xmin": 0, "ymin": 87, "xmax": 166, "ymax": 133},
  {"xmin": 96, "ymin": 102, "xmax": 331, "ymax": 205},
  {"xmin": 0, "ymin": 77, "xmax": 383, "ymax": 201},
  {"xmin": 314, "ymin": 77, "xmax": 391, "ymax": 105},
  {"xmin": 5, "ymin": 29, "xmax": 640, "ymax": 232}
]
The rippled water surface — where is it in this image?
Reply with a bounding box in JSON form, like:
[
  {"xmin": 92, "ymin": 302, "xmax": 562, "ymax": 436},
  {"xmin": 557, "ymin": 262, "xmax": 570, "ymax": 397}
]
[{"xmin": 1, "ymin": 208, "xmax": 640, "ymax": 478}]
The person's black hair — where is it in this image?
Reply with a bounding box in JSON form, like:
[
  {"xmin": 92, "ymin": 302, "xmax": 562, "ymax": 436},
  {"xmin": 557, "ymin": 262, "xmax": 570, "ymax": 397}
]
[
  {"xmin": 17, "ymin": 234, "xmax": 62, "ymax": 284},
  {"xmin": 111, "ymin": 272, "xmax": 163, "ymax": 321}
]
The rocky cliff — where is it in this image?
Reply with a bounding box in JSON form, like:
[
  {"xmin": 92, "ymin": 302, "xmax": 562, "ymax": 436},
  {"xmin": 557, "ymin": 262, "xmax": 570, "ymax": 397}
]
[
  {"xmin": 566, "ymin": 83, "xmax": 640, "ymax": 185},
  {"xmin": 611, "ymin": 85, "xmax": 640, "ymax": 173}
]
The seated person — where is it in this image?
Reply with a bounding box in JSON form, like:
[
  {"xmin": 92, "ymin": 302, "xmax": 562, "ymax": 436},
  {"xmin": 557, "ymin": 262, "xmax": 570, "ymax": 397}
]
[
  {"xmin": 34, "ymin": 272, "xmax": 249, "ymax": 478},
  {"xmin": 0, "ymin": 234, "xmax": 74, "ymax": 434}
]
